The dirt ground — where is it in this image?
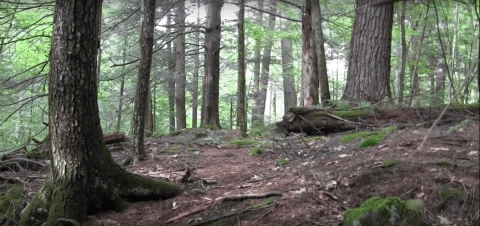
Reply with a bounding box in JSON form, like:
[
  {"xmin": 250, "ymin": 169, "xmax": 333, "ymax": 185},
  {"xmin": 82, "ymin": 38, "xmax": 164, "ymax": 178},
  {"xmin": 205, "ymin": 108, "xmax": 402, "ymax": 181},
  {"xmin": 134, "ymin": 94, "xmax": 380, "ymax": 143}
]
[{"xmin": 2, "ymin": 107, "xmax": 480, "ymax": 226}]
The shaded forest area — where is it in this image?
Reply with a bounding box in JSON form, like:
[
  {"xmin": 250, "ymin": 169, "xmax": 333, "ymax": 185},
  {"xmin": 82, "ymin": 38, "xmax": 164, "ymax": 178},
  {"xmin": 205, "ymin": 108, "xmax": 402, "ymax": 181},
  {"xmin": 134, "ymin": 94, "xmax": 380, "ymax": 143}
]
[{"xmin": 0, "ymin": 0, "xmax": 479, "ymax": 225}]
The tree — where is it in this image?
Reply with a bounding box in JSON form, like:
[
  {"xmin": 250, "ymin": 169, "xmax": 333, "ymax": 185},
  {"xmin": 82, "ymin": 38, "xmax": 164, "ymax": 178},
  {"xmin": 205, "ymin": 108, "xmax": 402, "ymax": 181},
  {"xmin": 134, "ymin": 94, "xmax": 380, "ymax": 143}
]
[
  {"xmin": 175, "ymin": 0, "xmax": 186, "ymax": 129},
  {"xmin": 133, "ymin": 0, "xmax": 156, "ymax": 160},
  {"xmin": 253, "ymin": 0, "xmax": 277, "ymax": 126},
  {"xmin": 396, "ymin": 0, "xmax": 407, "ymax": 105},
  {"xmin": 302, "ymin": 0, "xmax": 319, "ymax": 106},
  {"xmin": 192, "ymin": 3, "xmax": 201, "ymax": 129},
  {"xmin": 311, "ymin": 0, "xmax": 330, "ymax": 105},
  {"xmin": 19, "ymin": 1, "xmax": 179, "ymax": 225},
  {"xmin": 237, "ymin": 0, "xmax": 247, "ymax": 137},
  {"xmin": 167, "ymin": 13, "xmax": 176, "ymax": 133},
  {"xmin": 201, "ymin": 0, "xmax": 223, "ymax": 129},
  {"xmin": 251, "ymin": 0, "xmax": 264, "ymax": 126},
  {"xmin": 342, "ymin": 0, "xmax": 394, "ymax": 103},
  {"xmin": 281, "ymin": 20, "xmax": 297, "ymax": 114}
]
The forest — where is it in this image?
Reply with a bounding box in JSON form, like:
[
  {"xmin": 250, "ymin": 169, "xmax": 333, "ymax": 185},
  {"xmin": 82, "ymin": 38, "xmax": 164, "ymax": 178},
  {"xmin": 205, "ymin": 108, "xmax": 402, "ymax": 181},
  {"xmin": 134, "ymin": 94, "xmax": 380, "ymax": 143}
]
[{"xmin": 0, "ymin": 0, "xmax": 479, "ymax": 226}]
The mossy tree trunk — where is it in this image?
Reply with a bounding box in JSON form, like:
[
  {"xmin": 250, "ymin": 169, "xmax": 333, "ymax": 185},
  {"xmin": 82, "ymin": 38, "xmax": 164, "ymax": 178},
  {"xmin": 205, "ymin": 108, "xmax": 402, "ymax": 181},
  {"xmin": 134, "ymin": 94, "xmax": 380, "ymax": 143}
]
[{"xmin": 19, "ymin": 1, "xmax": 180, "ymax": 225}]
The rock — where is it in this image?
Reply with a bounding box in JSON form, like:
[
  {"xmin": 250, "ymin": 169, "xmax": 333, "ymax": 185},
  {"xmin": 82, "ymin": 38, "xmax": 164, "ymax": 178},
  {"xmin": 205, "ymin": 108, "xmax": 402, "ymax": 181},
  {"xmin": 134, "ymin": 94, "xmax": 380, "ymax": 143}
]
[{"xmin": 343, "ymin": 196, "xmax": 425, "ymax": 226}]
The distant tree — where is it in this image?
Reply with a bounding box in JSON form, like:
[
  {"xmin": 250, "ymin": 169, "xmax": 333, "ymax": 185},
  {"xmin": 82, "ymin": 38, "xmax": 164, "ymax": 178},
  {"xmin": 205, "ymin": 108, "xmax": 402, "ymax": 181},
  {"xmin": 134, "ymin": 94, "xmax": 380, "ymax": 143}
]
[
  {"xmin": 175, "ymin": 0, "xmax": 186, "ymax": 129},
  {"xmin": 201, "ymin": 0, "xmax": 223, "ymax": 129},
  {"xmin": 192, "ymin": 3, "xmax": 201, "ymax": 128},
  {"xmin": 167, "ymin": 13, "xmax": 176, "ymax": 133},
  {"xmin": 281, "ymin": 19, "xmax": 297, "ymax": 114},
  {"xmin": 342, "ymin": 0, "xmax": 394, "ymax": 103},
  {"xmin": 253, "ymin": 0, "xmax": 277, "ymax": 126},
  {"xmin": 237, "ymin": 0, "xmax": 247, "ymax": 137},
  {"xmin": 251, "ymin": 0, "xmax": 264, "ymax": 126},
  {"xmin": 396, "ymin": 0, "xmax": 407, "ymax": 105},
  {"xmin": 19, "ymin": 1, "xmax": 179, "ymax": 225}
]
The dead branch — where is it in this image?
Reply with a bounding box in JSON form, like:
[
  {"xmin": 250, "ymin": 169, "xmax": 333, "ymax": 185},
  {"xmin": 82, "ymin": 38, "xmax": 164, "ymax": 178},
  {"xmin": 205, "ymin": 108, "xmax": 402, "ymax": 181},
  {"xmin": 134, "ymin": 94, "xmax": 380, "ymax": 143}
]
[
  {"xmin": 166, "ymin": 201, "xmax": 213, "ymax": 223},
  {"xmin": 220, "ymin": 191, "xmax": 283, "ymax": 202}
]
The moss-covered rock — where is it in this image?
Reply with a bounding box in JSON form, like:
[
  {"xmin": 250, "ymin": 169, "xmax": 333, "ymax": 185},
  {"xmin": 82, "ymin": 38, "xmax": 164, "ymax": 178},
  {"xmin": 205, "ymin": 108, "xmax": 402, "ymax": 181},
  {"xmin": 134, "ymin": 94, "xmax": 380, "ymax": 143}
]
[{"xmin": 343, "ymin": 196, "xmax": 425, "ymax": 226}]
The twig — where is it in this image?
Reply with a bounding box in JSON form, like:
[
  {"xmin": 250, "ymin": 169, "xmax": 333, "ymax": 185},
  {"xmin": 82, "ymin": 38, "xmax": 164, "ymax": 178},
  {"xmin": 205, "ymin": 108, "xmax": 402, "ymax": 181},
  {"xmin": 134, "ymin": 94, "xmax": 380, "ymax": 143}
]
[{"xmin": 220, "ymin": 191, "xmax": 283, "ymax": 202}]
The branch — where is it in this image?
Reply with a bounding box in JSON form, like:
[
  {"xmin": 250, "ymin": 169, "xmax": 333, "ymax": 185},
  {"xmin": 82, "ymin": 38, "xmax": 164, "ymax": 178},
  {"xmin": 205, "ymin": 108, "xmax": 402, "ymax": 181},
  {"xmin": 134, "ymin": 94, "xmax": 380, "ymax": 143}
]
[{"xmin": 235, "ymin": 2, "xmax": 301, "ymax": 23}]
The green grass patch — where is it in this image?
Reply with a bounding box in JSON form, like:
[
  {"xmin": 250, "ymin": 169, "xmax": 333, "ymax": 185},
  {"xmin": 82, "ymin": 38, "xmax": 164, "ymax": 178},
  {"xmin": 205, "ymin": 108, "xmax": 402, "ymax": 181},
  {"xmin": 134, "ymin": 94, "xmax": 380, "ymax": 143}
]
[
  {"xmin": 248, "ymin": 147, "xmax": 264, "ymax": 157},
  {"xmin": 276, "ymin": 156, "xmax": 288, "ymax": 166},
  {"xmin": 448, "ymin": 119, "xmax": 471, "ymax": 133},
  {"xmin": 342, "ymin": 126, "xmax": 397, "ymax": 148},
  {"xmin": 434, "ymin": 160, "xmax": 450, "ymax": 170},
  {"xmin": 250, "ymin": 196, "xmax": 277, "ymax": 209},
  {"xmin": 383, "ymin": 160, "xmax": 401, "ymax": 168},
  {"xmin": 229, "ymin": 139, "xmax": 260, "ymax": 147},
  {"xmin": 439, "ymin": 185, "xmax": 464, "ymax": 199}
]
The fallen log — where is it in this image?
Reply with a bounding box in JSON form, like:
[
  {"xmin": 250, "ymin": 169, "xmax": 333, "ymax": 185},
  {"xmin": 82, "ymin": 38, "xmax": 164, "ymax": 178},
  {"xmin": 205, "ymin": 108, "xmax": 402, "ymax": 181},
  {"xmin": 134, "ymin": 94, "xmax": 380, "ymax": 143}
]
[
  {"xmin": 103, "ymin": 133, "xmax": 126, "ymax": 144},
  {"xmin": 276, "ymin": 106, "xmax": 378, "ymax": 135}
]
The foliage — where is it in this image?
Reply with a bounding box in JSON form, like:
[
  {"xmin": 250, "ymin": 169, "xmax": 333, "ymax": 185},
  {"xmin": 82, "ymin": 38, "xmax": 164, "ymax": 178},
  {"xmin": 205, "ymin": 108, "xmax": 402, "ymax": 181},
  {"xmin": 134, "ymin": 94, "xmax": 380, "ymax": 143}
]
[
  {"xmin": 0, "ymin": 185, "xmax": 24, "ymax": 222},
  {"xmin": 342, "ymin": 126, "xmax": 397, "ymax": 148},
  {"xmin": 383, "ymin": 160, "xmax": 401, "ymax": 168},
  {"xmin": 248, "ymin": 146, "xmax": 263, "ymax": 157},
  {"xmin": 439, "ymin": 185, "xmax": 464, "ymax": 199},
  {"xmin": 448, "ymin": 119, "xmax": 471, "ymax": 133},
  {"xmin": 276, "ymin": 156, "xmax": 288, "ymax": 166},
  {"xmin": 230, "ymin": 139, "xmax": 260, "ymax": 147},
  {"xmin": 250, "ymin": 196, "xmax": 277, "ymax": 209}
]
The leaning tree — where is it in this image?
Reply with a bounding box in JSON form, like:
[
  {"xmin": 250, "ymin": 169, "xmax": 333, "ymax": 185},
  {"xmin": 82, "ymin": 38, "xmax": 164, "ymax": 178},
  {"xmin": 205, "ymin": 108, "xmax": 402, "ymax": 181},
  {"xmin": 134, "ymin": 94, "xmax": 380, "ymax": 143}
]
[
  {"xmin": 342, "ymin": 0, "xmax": 394, "ymax": 103},
  {"xmin": 19, "ymin": 1, "xmax": 179, "ymax": 225}
]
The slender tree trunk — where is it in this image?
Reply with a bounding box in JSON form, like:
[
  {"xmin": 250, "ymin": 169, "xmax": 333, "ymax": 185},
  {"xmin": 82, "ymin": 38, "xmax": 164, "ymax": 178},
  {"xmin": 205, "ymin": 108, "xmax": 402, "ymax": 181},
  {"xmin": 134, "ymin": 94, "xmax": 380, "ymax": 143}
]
[
  {"xmin": 397, "ymin": 0, "xmax": 407, "ymax": 105},
  {"xmin": 19, "ymin": 1, "xmax": 179, "ymax": 225},
  {"xmin": 133, "ymin": 0, "xmax": 156, "ymax": 160},
  {"xmin": 201, "ymin": 0, "xmax": 223, "ymax": 129},
  {"xmin": 145, "ymin": 87, "xmax": 154, "ymax": 136},
  {"xmin": 281, "ymin": 21, "xmax": 297, "ymax": 114},
  {"xmin": 434, "ymin": 59, "xmax": 447, "ymax": 105},
  {"xmin": 311, "ymin": 0, "xmax": 330, "ymax": 105},
  {"xmin": 167, "ymin": 14, "xmax": 175, "ymax": 133},
  {"xmin": 253, "ymin": 0, "xmax": 276, "ymax": 127},
  {"xmin": 237, "ymin": 0, "xmax": 247, "ymax": 137},
  {"xmin": 116, "ymin": 39, "xmax": 127, "ymax": 133},
  {"xmin": 302, "ymin": 0, "xmax": 319, "ymax": 106},
  {"xmin": 251, "ymin": 0, "xmax": 264, "ymax": 126},
  {"xmin": 175, "ymin": 0, "xmax": 186, "ymax": 129},
  {"xmin": 450, "ymin": 1, "xmax": 459, "ymax": 101},
  {"xmin": 342, "ymin": 0, "xmax": 394, "ymax": 103},
  {"xmin": 192, "ymin": 4, "xmax": 200, "ymax": 129}
]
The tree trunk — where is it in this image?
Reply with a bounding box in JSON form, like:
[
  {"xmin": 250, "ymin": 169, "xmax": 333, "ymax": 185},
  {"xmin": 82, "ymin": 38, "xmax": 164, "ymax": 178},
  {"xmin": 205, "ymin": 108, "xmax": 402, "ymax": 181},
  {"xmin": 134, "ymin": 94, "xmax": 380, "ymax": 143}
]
[
  {"xmin": 201, "ymin": 0, "xmax": 223, "ymax": 129},
  {"xmin": 116, "ymin": 38, "xmax": 127, "ymax": 133},
  {"xmin": 311, "ymin": 0, "xmax": 330, "ymax": 105},
  {"xmin": 192, "ymin": 4, "xmax": 200, "ymax": 129},
  {"xmin": 19, "ymin": 1, "xmax": 179, "ymax": 225},
  {"xmin": 145, "ymin": 87, "xmax": 154, "ymax": 137},
  {"xmin": 396, "ymin": 0, "xmax": 407, "ymax": 105},
  {"xmin": 281, "ymin": 22, "xmax": 297, "ymax": 114},
  {"xmin": 132, "ymin": 0, "xmax": 156, "ymax": 160},
  {"xmin": 342, "ymin": 0, "xmax": 394, "ymax": 103},
  {"xmin": 253, "ymin": 0, "xmax": 277, "ymax": 127},
  {"xmin": 175, "ymin": 0, "xmax": 186, "ymax": 129},
  {"xmin": 237, "ymin": 0, "xmax": 247, "ymax": 137},
  {"xmin": 302, "ymin": 0, "xmax": 319, "ymax": 106},
  {"xmin": 434, "ymin": 59, "xmax": 447, "ymax": 105},
  {"xmin": 251, "ymin": 0, "xmax": 264, "ymax": 126},
  {"xmin": 167, "ymin": 13, "xmax": 176, "ymax": 133}
]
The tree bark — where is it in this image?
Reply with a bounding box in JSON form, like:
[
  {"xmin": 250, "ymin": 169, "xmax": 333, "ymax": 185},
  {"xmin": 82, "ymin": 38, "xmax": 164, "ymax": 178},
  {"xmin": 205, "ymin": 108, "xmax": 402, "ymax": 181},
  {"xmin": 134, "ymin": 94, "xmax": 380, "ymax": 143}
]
[
  {"xmin": 167, "ymin": 13, "xmax": 176, "ymax": 133},
  {"xmin": 396, "ymin": 0, "xmax": 407, "ymax": 105},
  {"xmin": 251, "ymin": 0, "xmax": 264, "ymax": 126},
  {"xmin": 201, "ymin": 0, "xmax": 223, "ymax": 129},
  {"xmin": 302, "ymin": 0, "xmax": 319, "ymax": 106},
  {"xmin": 281, "ymin": 21, "xmax": 296, "ymax": 114},
  {"xmin": 132, "ymin": 0, "xmax": 156, "ymax": 160},
  {"xmin": 311, "ymin": 0, "xmax": 330, "ymax": 105},
  {"xmin": 192, "ymin": 4, "xmax": 200, "ymax": 129},
  {"xmin": 237, "ymin": 0, "xmax": 247, "ymax": 137},
  {"xmin": 342, "ymin": 0, "xmax": 394, "ymax": 103},
  {"xmin": 19, "ymin": 1, "xmax": 179, "ymax": 225},
  {"xmin": 175, "ymin": 0, "xmax": 186, "ymax": 129},
  {"xmin": 116, "ymin": 38, "xmax": 127, "ymax": 133}
]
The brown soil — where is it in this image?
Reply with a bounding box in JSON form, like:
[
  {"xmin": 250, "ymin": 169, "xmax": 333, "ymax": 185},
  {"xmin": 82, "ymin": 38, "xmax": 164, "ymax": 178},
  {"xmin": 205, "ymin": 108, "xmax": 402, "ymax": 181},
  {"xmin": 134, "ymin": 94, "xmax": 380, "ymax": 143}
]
[{"xmin": 2, "ymin": 108, "xmax": 479, "ymax": 226}]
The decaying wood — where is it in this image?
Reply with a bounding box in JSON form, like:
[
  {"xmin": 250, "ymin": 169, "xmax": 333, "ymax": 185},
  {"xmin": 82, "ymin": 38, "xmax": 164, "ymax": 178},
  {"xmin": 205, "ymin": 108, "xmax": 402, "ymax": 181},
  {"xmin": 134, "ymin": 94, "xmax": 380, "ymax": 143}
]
[
  {"xmin": 219, "ymin": 191, "xmax": 283, "ymax": 202},
  {"xmin": 166, "ymin": 201, "xmax": 213, "ymax": 223},
  {"xmin": 103, "ymin": 133, "xmax": 126, "ymax": 144}
]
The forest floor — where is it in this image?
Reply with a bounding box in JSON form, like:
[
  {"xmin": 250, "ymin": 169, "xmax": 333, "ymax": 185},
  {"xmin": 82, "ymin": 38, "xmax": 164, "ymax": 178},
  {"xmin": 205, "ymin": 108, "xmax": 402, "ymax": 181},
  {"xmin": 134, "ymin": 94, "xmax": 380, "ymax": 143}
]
[{"xmin": 3, "ymin": 107, "xmax": 480, "ymax": 226}]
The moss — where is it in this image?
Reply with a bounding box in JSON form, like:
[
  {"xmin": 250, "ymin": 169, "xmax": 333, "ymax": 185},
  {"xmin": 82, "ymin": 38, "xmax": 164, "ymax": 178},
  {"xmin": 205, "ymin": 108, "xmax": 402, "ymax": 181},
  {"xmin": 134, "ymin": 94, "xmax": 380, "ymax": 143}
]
[
  {"xmin": 250, "ymin": 196, "xmax": 277, "ymax": 209},
  {"xmin": 448, "ymin": 119, "xmax": 471, "ymax": 133},
  {"xmin": 332, "ymin": 110, "xmax": 373, "ymax": 119},
  {"xmin": 434, "ymin": 160, "xmax": 450, "ymax": 170},
  {"xmin": 342, "ymin": 126, "xmax": 397, "ymax": 148},
  {"xmin": 0, "ymin": 185, "xmax": 24, "ymax": 222},
  {"xmin": 186, "ymin": 148, "xmax": 197, "ymax": 152},
  {"xmin": 210, "ymin": 218, "xmax": 228, "ymax": 226},
  {"xmin": 359, "ymin": 135, "xmax": 382, "ymax": 148},
  {"xmin": 248, "ymin": 147, "xmax": 263, "ymax": 157},
  {"xmin": 439, "ymin": 185, "xmax": 464, "ymax": 199},
  {"xmin": 163, "ymin": 145, "xmax": 181, "ymax": 154},
  {"xmin": 229, "ymin": 139, "xmax": 259, "ymax": 147},
  {"xmin": 343, "ymin": 196, "xmax": 425, "ymax": 226},
  {"xmin": 276, "ymin": 157, "xmax": 288, "ymax": 166},
  {"xmin": 383, "ymin": 160, "xmax": 400, "ymax": 168}
]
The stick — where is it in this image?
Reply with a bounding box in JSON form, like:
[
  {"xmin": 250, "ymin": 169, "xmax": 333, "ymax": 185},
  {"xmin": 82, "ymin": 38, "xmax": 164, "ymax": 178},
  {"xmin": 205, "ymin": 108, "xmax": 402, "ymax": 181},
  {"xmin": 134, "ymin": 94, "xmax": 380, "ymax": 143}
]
[{"xmin": 220, "ymin": 191, "xmax": 282, "ymax": 202}]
